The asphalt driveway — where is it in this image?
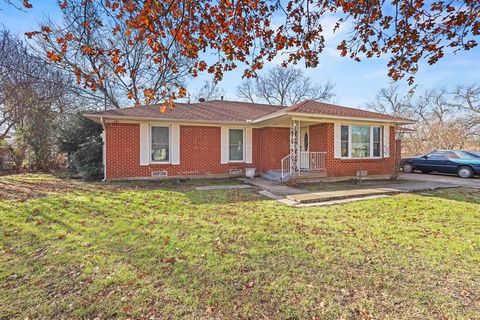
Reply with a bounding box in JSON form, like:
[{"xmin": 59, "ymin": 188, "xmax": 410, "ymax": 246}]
[{"xmin": 399, "ymin": 172, "xmax": 480, "ymax": 189}]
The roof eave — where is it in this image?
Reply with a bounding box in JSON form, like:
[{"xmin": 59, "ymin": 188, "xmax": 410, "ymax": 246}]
[
  {"xmin": 250, "ymin": 110, "xmax": 288, "ymax": 124},
  {"xmin": 82, "ymin": 113, "xmax": 249, "ymax": 125},
  {"xmin": 286, "ymin": 111, "xmax": 416, "ymax": 124}
]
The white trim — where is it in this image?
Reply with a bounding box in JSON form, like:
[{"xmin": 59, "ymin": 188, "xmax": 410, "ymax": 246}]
[
  {"xmin": 249, "ymin": 110, "xmax": 288, "ymax": 123},
  {"xmin": 383, "ymin": 125, "xmax": 391, "ymax": 158},
  {"xmin": 286, "ymin": 112, "xmax": 414, "ymax": 124},
  {"xmin": 139, "ymin": 123, "xmax": 150, "ymax": 166},
  {"xmin": 220, "ymin": 127, "xmax": 229, "ymax": 164},
  {"xmin": 245, "ymin": 127, "xmax": 253, "ymax": 164},
  {"xmin": 84, "ymin": 110, "xmax": 415, "ymax": 126},
  {"xmin": 171, "ymin": 124, "xmax": 180, "ymax": 165},
  {"xmin": 150, "ymin": 125, "xmax": 171, "ymax": 164},
  {"xmin": 84, "ymin": 114, "xmax": 249, "ymax": 126},
  {"xmin": 251, "ymin": 111, "xmax": 414, "ymax": 125},
  {"xmin": 100, "ymin": 117, "xmax": 107, "ymax": 181},
  {"xmin": 334, "ymin": 123, "xmax": 341, "ymax": 159}
]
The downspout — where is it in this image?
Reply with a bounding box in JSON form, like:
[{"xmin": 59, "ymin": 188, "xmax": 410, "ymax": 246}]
[{"xmin": 100, "ymin": 117, "xmax": 107, "ymax": 181}]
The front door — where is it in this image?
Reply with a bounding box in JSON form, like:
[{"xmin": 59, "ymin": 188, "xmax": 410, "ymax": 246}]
[{"xmin": 300, "ymin": 127, "xmax": 309, "ymax": 170}]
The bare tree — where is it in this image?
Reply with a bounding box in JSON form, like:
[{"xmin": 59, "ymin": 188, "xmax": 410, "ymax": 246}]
[
  {"xmin": 369, "ymin": 85, "xmax": 478, "ymax": 157},
  {"xmin": 0, "ymin": 0, "xmax": 28, "ymax": 11},
  {"xmin": 32, "ymin": 1, "xmax": 191, "ymax": 109},
  {"xmin": 0, "ymin": 29, "xmax": 33, "ymax": 139},
  {"xmin": 1, "ymin": 28, "xmax": 71, "ymax": 170},
  {"xmin": 366, "ymin": 84, "xmax": 413, "ymax": 117},
  {"xmin": 237, "ymin": 67, "xmax": 335, "ymax": 106},
  {"xmin": 189, "ymin": 80, "xmax": 225, "ymax": 103},
  {"xmin": 451, "ymin": 84, "xmax": 480, "ymax": 135}
]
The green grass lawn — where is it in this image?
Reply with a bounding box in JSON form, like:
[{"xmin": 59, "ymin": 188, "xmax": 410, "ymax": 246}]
[{"xmin": 1, "ymin": 174, "xmax": 479, "ymax": 319}]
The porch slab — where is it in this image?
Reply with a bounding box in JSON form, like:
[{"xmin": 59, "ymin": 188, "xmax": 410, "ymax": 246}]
[
  {"xmin": 294, "ymin": 195, "xmax": 392, "ymax": 207},
  {"xmin": 287, "ymin": 188, "xmax": 401, "ymax": 203},
  {"xmin": 286, "ymin": 182, "xmax": 460, "ymax": 204}
]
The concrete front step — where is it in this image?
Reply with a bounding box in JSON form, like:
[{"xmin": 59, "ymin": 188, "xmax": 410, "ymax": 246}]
[
  {"xmin": 262, "ymin": 170, "xmax": 327, "ymax": 182},
  {"xmin": 286, "ymin": 188, "xmax": 401, "ymax": 204}
]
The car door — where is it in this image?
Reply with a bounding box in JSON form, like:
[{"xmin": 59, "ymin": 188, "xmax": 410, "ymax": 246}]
[
  {"xmin": 421, "ymin": 151, "xmax": 448, "ymax": 173},
  {"xmin": 445, "ymin": 151, "xmax": 461, "ymax": 173},
  {"xmin": 414, "ymin": 151, "xmax": 446, "ymax": 172},
  {"xmin": 410, "ymin": 152, "xmax": 433, "ymax": 171}
]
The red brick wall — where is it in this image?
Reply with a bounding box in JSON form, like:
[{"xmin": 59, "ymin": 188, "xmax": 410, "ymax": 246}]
[
  {"xmin": 255, "ymin": 127, "xmax": 290, "ymax": 171},
  {"xmin": 105, "ymin": 122, "xmax": 399, "ymax": 179},
  {"xmin": 105, "ymin": 123, "xmax": 290, "ymax": 179},
  {"xmin": 309, "ymin": 123, "xmax": 398, "ymax": 177}
]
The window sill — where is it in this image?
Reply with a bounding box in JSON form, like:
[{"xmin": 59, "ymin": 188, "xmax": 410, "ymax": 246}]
[
  {"xmin": 228, "ymin": 160, "xmax": 245, "ymax": 163},
  {"xmin": 339, "ymin": 157, "xmax": 383, "ymax": 160},
  {"xmin": 150, "ymin": 161, "xmax": 171, "ymax": 165}
]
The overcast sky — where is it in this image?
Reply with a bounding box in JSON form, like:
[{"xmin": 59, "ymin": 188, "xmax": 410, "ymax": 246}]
[{"xmin": 2, "ymin": 1, "xmax": 479, "ymax": 109}]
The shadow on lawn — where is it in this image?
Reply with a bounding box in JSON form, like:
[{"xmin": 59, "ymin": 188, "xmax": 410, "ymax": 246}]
[
  {"xmin": 183, "ymin": 188, "xmax": 266, "ymax": 205},
  {"xmin": 108, "ymin": 178, "xmax": 267, "ymax": 205}
]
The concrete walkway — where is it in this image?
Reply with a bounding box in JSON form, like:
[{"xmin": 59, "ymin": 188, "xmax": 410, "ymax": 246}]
[
  {"xmin": 287, "ymin": 182, "xmax": 458, "ymax": 204},
  {"xmin": 241, "ymin": 176, "xmax": 475, "ymax": 207},
  {"xmin": 239, "ymin": 178, "xmax": 304, "ymax": 196},
  {"xmin": 399, "ymin": 172, "xmax": 480, "ymax": 189}
]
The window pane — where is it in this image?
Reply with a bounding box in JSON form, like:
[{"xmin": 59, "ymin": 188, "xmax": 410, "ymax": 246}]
[
  {"xmin": 373, "ymin": 127, "xmax": 381, "ymax": 157},
  {"xmin": 229, "ymin": 129, "xmax": 243, "ymax": 161},
  {"xmin": 341, "ymin": 125, "xmax": 349, "ymax": 157},
  {"xmin": 351, "ymin": 126, "xmax": 370, "ymax": 158},
  {"xmin": 151, "ymin": 127, "xmax": 169, "ymax": 161},
  {"xmin": 428, "ymin": 152, "xmax": 446, "ymax": 160},
  {"xmin": 446, "ymin": 152, "xmax": 460, "ymax": 159}
]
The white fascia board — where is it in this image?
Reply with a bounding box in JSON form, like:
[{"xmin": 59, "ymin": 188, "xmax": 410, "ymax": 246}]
[
  {"xmin": 82, "ymin": 114, "xmax": 249, "ymax": 126},
  {"xmin": 287, "ymin": 112, "xmax": 415, "ymax": 125}
]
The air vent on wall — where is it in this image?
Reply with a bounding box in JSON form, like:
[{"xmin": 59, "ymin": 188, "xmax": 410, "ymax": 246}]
[
  {"xmin": 229, "ymin": 168, "xmax": 243, "ymax": 175},
  {"xmin": 152, "ymin": 170, "xmax": 168, "ymax": 177}
]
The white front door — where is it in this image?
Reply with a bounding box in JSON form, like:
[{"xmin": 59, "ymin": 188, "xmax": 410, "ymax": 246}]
[{"xmin": 300, "ymin": 127, "xmax": 309, "ymax": 170}]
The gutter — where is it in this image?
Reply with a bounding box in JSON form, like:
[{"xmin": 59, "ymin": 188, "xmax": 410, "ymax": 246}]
[
  {"xmin": 250, "ymin": 111, "xmax": 414, "ymax": 125},
  {"xmin": 83, "ymin": 113, "xmax": 249, "ymax": 126},
  {"xmin": 100, "ymin": 116, "xmax": 107, "ymax": 182}
]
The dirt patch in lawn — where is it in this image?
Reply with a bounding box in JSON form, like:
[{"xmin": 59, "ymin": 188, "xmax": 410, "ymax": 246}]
[{"xmin": 0, "ymin": 174, "xmax": 251, "ymax": 201}]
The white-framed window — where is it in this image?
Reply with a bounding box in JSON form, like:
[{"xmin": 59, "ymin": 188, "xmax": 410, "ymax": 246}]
[
  {"xmin": 229, "ymin": 128, "xmax": 244, "ymax": 162},
  {"xmin": 340, "ymin": 125, "xmax": 382, "ymax": 159},
  {"xmin": 151, "ymin": 126, "xmax": 170, "ymax": 163}
]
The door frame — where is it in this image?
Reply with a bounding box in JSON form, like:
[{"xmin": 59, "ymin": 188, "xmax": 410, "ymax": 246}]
[{"xmin": 299, "ymin": 126, "xmax": 310, "ymax": 170}]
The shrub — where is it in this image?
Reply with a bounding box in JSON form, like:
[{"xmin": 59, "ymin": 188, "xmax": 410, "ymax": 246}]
[{"xmin": 57, "ymin": 112, "xmax": 103, "ymax": 180}]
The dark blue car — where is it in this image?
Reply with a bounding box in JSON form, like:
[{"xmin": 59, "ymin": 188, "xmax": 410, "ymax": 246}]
[
  {"xmin": 401, "ymin": 150, "xmax": 480, "ymax": 178},
  {"xmin": 466, "ymin": 150, "xmax": 480, "ymax": 158}
]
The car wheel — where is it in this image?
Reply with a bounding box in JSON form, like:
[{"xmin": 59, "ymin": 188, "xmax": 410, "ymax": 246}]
[
  {"xmin": 458, "ymin": 166, "xmax": 474, "ymax": 178},
  {"xmin": 402, "ymin": 163, "xmax": 414, "ymax": 173}
]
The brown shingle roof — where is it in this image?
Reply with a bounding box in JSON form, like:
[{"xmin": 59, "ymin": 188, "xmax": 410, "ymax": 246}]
[
  {"xmin": 286, "ymin": 100, "xmax": 412, "ymax": 122},
  {"xmin": 86, "ymin": 99, "xmax": 413, "ymax": 123},
  {"xmin": 88, "ymin": 100, "xmax": 282, "ymax": 122}
]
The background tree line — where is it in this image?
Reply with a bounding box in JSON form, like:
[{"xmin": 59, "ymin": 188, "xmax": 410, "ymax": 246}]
[
  {"xmin": 0, "ymin": 29, "xmax": 104, "ymax": 178},
  {"xmin": 367, "ymin": 84, "xmax": 480, "ymax": 156}
]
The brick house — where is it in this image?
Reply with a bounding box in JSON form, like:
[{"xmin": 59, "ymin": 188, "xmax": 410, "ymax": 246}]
[{"xmin": 84, "ymin": 99, "xmax": 413, "ymax": 181}]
